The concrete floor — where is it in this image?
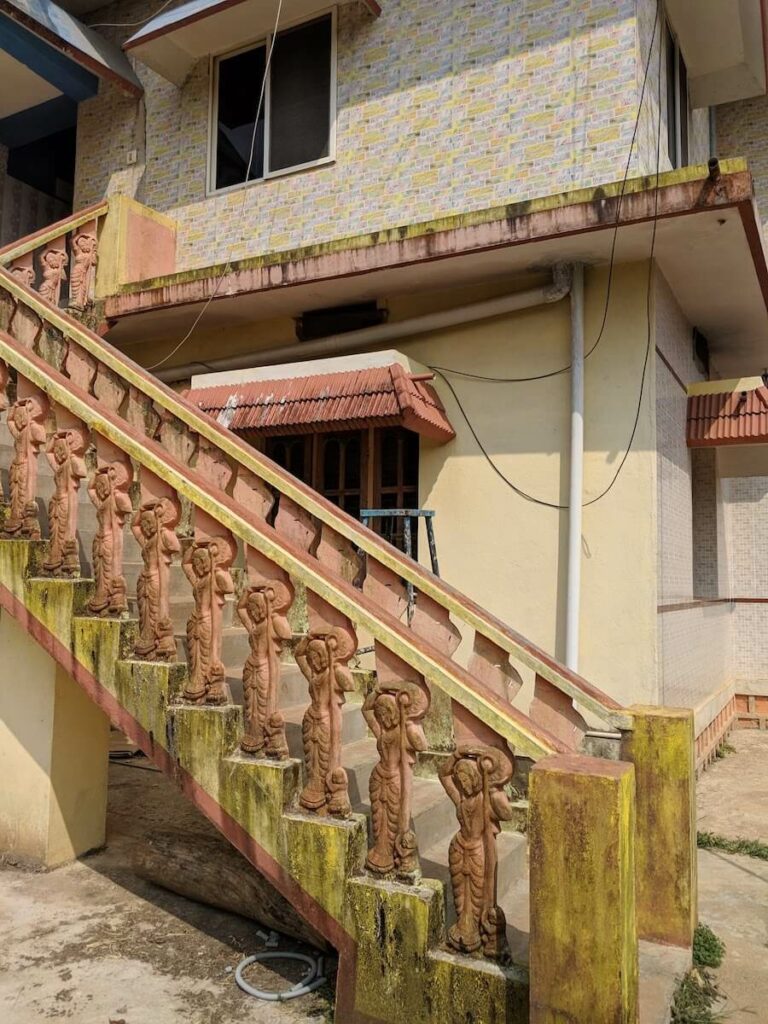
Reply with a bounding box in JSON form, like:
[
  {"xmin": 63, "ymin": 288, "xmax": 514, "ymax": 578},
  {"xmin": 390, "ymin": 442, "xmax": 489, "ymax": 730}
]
[
  {"xmin": 1, "ymin": 730, "xmax": 766, "ymax": 1023},
  {"xmin": 697, "ymin": 730, "xmax": 768, "ymax": 1024},
  {"xmin": 0, "ymin": 761, "xmax": 334, "ymax": 1024}
]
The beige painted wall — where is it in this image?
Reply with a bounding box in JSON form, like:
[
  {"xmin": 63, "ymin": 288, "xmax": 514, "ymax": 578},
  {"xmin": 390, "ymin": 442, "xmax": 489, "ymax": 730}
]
[
  {"xmin": 0, "ymin": 610, "xmax": 110, "ymax": 867},
  {"xmin": 383, "ymin": 261, "xmax": 658, "ymax": 708}
]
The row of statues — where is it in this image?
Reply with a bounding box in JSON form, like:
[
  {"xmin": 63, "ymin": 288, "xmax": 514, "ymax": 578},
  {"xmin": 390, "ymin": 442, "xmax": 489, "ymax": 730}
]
[
  {"xmin": 10, "ymin": 228, "xmax": 98, "ymax": 311},
  {"xmin": 0, "ymin": 386, "xmax": 515, "ymax": 962}
]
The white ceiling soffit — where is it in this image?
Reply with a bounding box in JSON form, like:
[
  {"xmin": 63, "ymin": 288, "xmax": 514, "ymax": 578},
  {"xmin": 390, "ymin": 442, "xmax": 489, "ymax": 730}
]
[
  {"xmin": 124, "ymin": 0, "xmax": 379, "ymax": 86},
  {"xmin": 666, "ymin": 0, "xmax": 767, "ymax": 107},
  {"xmin": 0, "ymin": 48, "xmax": 60, "ymax": 118}
]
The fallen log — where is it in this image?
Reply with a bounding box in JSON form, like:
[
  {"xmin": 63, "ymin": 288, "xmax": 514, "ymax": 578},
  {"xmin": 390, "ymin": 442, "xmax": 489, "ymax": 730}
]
[{"xmin": 132, "ymin": 829, "xmax": 327, "ymax": 950}]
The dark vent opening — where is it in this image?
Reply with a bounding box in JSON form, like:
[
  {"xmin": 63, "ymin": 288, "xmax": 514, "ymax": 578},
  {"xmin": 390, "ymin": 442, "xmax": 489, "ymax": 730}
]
[
  {"xmin": 693, "ymin": 328, "xmax": 710, "ymax": 378},
  {"xmin": 295, "ymin": 301, "xmax": 387, "ymax": 342}
]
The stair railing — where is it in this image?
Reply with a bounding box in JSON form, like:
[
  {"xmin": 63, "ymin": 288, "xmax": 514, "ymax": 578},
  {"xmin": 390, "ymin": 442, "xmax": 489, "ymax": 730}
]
[{"xmin": 0, "ymin": 258, "xmax": 632, "ymax": 744}]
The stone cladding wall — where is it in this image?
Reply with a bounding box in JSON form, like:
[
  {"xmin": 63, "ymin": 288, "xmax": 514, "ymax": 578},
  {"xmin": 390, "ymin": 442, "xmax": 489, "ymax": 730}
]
[{"xmin": 74, "ymin": 0, "xmax": 709, "ymax": 273}]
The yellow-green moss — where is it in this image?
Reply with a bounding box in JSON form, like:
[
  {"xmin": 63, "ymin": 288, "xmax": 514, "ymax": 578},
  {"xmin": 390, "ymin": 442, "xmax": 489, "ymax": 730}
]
[
  {"xmin": 283, "ymin": 812, "xmax": 367, "ymax": 922},
  {"xmin": 528, "ymin": 756, "xmax": 638, "ymax": 1024},
  {"xmin": 621, "ymin": 706, "xmax": 697, "ymax": 948}
]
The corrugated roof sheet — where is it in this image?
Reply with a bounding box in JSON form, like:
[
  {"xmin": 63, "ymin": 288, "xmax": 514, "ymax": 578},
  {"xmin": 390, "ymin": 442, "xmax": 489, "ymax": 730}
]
[
  {"xmin": 188, "ymin": 363, "xmax": 455, "ymax": 442},
  {"xmin": 687, "ymin": 383, "xmax": 768, "ymax": 446}
]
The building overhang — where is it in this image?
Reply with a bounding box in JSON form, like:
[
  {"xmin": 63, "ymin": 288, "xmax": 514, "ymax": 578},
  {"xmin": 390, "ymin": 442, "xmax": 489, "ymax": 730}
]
[
  {"xmin": 665, "ymin": 0, "xmax": 768, "ymax": 107},
  {"xmin": 0, "ymin": 0, "xmax": 142, "ymax": 142},
  {"xmin": 687, "ymin": 377, "xmax": 768, "ymax": 446},
  {"xmin": 188, "ymin": 360, "xmax": 455, "ymax": 442},
  {"xmin": 101, "ymin": 160, "xmax": 768, "ymax": 382},
  {"xmin": 124, "ymin": 0, "xmax": 380, "ymax": 87}
]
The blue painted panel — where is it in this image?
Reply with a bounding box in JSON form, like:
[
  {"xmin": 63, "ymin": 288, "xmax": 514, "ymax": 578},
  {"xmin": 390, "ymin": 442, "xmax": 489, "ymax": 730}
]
[
  {"xmin": 0, "ymin": 94, "xmax": 77, "ymax": 148},
  {"xmin": 0, "ymin": 12, "xmax": 98, "ymax": 101}
]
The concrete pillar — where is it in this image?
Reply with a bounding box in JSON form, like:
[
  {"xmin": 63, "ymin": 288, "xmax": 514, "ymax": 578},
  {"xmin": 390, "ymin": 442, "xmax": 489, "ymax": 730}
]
[
  {"xmin": 0, "ymin": 143, "xmax": 8, "ymax": 246},
  {"xmin": 0, "ymin": 609, "xmax": 109, "ymax": 868},
  {"xmin": 621, "ymin": 705, "xmax": 697, "ymax": 948},
  {"xmin": 529, "ymin": 754, "xmax": 638, "ymax": 1024}
]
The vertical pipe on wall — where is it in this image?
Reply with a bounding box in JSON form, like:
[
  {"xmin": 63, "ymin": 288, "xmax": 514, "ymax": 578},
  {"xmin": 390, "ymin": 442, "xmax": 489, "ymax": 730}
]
[{"xmin": 565, "ymin": 263, "xmax": 585, "ymax": 672}]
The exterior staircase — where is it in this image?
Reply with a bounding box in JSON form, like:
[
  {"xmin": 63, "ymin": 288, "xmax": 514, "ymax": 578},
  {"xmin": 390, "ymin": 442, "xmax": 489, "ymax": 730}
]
[{"xmin": 0, "ymin": 208, "xmax": 698, "ymax": 1024}]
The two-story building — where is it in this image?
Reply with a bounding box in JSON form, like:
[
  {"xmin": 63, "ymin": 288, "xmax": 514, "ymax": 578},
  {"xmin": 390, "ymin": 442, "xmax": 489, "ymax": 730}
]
[{"xmin": 3, "ymin": 0, "xmax": 768, "ymax": 758}]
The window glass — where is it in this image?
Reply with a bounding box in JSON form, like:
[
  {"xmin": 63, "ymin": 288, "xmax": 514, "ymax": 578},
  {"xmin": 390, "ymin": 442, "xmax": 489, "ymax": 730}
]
[
  {"xmin": 269, "ymin": 15, "xmax": 333, "ymax": 172},
  {"xmin": 213, "ymin": 13, "xmax": 332, "ymax": 191},
  {"xmin": 215, "ymin": 45, "xmax": 266, "ymax": 190}
]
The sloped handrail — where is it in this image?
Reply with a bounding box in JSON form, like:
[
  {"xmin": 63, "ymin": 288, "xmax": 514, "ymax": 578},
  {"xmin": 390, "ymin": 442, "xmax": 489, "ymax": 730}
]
[
  {"xmin": 0, "ymin": 259, "xmax": 632, "ymax": 733},
  {"xmin": 0, "ymin": 325, "xmax": 569, "ymax": 760},
  {"xmin": 0, "ymin": 201, "xmax": 109, "ymax": 266}
]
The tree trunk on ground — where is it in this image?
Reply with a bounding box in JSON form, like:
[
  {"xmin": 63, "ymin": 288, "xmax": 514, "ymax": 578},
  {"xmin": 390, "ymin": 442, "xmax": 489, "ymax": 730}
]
[{"xmin": 132, "ymin": 829, "xmax": 327, "ymax": 950}]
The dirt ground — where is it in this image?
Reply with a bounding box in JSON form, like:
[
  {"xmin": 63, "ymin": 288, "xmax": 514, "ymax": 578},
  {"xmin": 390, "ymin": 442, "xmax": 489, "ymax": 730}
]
[
  {"xmin": 696, "ymin": 730, "xmax": 768, "ymax": 1024},
  {"xmin": 0, "ymin": 759, "xmax": 335, "ymax": 1024},
  {"xmin": 2, "ymin": 730, "xmax": 767, "ymax": 1023}
]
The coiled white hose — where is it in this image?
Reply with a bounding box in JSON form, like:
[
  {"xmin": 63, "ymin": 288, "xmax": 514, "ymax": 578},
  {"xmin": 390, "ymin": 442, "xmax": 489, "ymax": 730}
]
[{"xmin": 235, "ymin": 951, "xmax": 327, "ymax": 1002}]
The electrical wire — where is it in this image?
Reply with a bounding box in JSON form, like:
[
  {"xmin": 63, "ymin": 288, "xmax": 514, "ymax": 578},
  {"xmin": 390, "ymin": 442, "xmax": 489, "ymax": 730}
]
[
  {"xmin": 144, "ymin": 0, "xmax": 285, "ymax": 371},
  {"xmin": 434, "ymin": 0, "xmax": 664, "ymax": 510},
  {"xmin": 90, "ymin": 0, "xmax": 177, "ymax": 30},
  {"xmin": 429, "ymin": 0, "xmax": 663, "ymax": 386}
]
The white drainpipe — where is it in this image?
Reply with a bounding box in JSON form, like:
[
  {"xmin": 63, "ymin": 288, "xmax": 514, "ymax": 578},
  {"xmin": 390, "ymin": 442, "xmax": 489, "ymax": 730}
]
[
  {"xmin": 155, "ymin": 266, "xmax": 573, "ymax": 382},
  {"xmin": 565, "ymin": 263, "xmax": 585, "ymax": 672}
]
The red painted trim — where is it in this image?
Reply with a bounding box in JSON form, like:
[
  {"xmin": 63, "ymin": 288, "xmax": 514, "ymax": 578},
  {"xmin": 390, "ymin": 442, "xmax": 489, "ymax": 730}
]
[
  {"xmin": 655, "ymin": 346, "xmax": 687, "ymax": 393},
  {"xmin": 124, "ymin": 0, "xmax": 249, "ymax": 50},
  {"xmin": 658, "ymin": 597, "xmax": 768, "ymax": 612},
  {"xmin": 0, "ymin": 201, "xmax": 109, "ymax": 260},
  {"xmin": 737, "ymin": 198, "xmax": 768, "ymax": 316},
  {"xmin": 105, "ymin": 168, "xmax": 758, "ymax": 323},
  {"xmin": 657, "ymin": 599, "xmax": 732, "ymax": 613},
  {"xmin": 0, "ymin": 579, "xmax": 369, "ymax": 1017},
  {"xmin": 0, "ymin": 1, "xmax": 143, "ymax": 99},
  {"xmin": 124, "ymin": 0, "xmax": 381, "ymax": 52}
]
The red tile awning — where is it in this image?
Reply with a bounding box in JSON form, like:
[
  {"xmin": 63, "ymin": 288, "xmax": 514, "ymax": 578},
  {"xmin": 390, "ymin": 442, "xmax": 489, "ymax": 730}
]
[
  {"xmin": 188, "ymin": 363, "xmax": 455, "ymax": 443},
  {"xmin": 687, "ymin": 381, "xmax": 768, "ymax": 446}
]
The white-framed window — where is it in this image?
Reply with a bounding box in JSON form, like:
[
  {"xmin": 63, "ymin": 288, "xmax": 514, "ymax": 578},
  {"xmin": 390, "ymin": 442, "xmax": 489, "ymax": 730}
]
[
  {"xmin": 664, "ymin": 19, "xmax": 689, "ymax": 169},
  {"xmin": 208, "ymin": 9, "xmax": 336, "ymax": 195}
]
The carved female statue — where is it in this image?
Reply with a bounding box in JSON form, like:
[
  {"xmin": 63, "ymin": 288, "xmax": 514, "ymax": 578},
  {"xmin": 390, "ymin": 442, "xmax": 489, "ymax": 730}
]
[
  {"xmin": 439, "ymin": 745, "xmax": 515, "ymax": 959},
  {"xmin": 238, "ymin": 580, "xmax": 292, "ymax": 757},
  {"xmin": 69, "ymin": 231, "xmax": 97, "ymax": 310},
  {"xmin": 296, "ymin": 627, "xmax": 355, "ymax": 816},
  {"xmin": 87, "ymin": 461, "xmax": 132, "ymax": 616},
  {"xmin": 39, "ymin": 247, "xmax": 67, "ymax": 307},
  {"xmin": 363, "ymin": 681, "xmax": 429, "ymax": 881},
  {"xmin": 3, "ymin": 398, "xmax": 47, "ymax": 539},
  {"xmin": 131, "ymin": 498, "xmax": 180, "ymax": 661},
  {"xmin": 43, "ymin": 429, "xmax": 87, "ymax": 576},
  {"xmin": 182, "ymin": 538, "xmax": 235, "ymax": 705}
]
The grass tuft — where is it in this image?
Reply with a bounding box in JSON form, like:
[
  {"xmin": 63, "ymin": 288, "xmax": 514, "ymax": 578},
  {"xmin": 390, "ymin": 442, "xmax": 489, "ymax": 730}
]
[
  {"xmin": 714, "ymin": 742, "xmax": 736, "ymax": 759},
  {"xmin": 693, "ymin": 924, "xmax": 725, "ymax": 969},
  {"xmin": 671, "ymin": 968, "xmax": 725, "ymax": 1024},
  {"xmin": 697, "ymin": 831, "xmax": 768, "ymax": 860}
]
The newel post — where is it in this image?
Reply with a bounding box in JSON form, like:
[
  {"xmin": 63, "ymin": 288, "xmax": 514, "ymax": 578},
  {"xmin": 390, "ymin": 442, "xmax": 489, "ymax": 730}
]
[
  {"xmin": 620, "ymin": 706, "xmax": 698, "ymax": 948},
  {"xmin": 529, "ymin": 754, "xmax": 638, "ymax": 1024}
]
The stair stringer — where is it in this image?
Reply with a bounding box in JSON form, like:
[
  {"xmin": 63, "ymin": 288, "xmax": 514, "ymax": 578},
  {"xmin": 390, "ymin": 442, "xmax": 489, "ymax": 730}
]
[{"xmin": 0, "ymin": 538, "xmax": 529, "ymax": 1023}]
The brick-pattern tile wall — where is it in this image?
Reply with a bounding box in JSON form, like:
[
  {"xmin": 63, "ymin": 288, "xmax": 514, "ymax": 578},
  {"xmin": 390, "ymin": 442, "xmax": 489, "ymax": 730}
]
[
  {"xmin": 717, "ymin": 94, "xmax": 768, "ymax": 232},
  {"xmin": 74, "ymin": 0, "xmax": 707, "ymax": 273},
  {"xmin": 655, "ymin": 269, "xmax": 734, "ymax": 709},
  {"xmin": 721, "ymin": 475, "xmax": 768, "ymax": 682}
]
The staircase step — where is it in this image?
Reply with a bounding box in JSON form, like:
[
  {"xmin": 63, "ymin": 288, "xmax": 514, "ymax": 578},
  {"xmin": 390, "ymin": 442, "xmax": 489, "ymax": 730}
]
[
  {"xmin": 280, "ymin": 698, "xmax": 369, "ymax": 757},
  {"xmin": 420, "ymin": 832, "xmax": 530, "ymax": 967}
]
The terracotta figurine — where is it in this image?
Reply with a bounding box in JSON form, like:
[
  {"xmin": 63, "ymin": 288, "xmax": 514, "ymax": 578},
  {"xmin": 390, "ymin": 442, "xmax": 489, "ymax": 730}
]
[
  {"xmin": 131, "ymin": 498, "xmax": 180, "ymax": 661},
  {"xmin": 87, "ymin": 460, "xmax": 132, "ymax": 615},
  {"xmin": 296, "ymin": 628, "xmax": 355, "ymax": 816},
  {"xmin": 238, "ymin": 579, "xmax": 292, "ymax": 757},
  {"xmin": 182, "ymin": 538, "xmax": 235, "ymax": 705},
  {"xmin": 69, "ymin": 231, "xmax": 97, "ymax": 309},
  {"xmin": 3, "ymin": 398, "xmax": 47, "ymax": 539},
  {"xmin": 439, "ymin": 744, "xmax": 515, "ymax": 959},
  {"xmin": 43, "ymin": 428, "xmax": 87, "ymax": 576},
  {"xmin": 363, "ymin": 680, "xmax": 429, "ymax": 881},
  {"xmin": 38, "ymin": 247, "xmax": 67, "ymax": 307}
]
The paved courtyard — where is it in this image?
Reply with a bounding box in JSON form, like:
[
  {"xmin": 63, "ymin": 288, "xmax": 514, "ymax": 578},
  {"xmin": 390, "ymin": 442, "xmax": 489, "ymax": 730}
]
[
  {"xmin": 697, "ymin": 730, "xmax": 768, "ymax": 1024},
  {"xmin": 0, "ymin": 730, "xmax": 766, "ymax": 1022}
]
